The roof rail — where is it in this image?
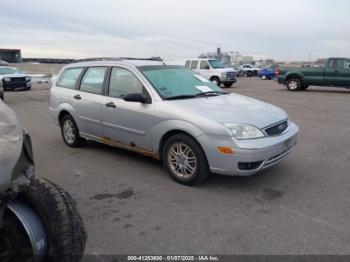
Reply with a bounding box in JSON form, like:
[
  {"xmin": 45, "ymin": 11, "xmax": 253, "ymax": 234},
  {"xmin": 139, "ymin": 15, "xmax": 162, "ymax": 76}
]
[{"xmin": 74, "ymin": 57, "xmax": 163, "ymax": 63}]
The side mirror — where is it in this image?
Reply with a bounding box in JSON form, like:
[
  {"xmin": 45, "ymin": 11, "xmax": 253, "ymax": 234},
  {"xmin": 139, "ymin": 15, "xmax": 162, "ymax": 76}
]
[
  {"xmin": 205, "ymin": 65, "xmax": 210, "ymax": 70},
  {"xmin": 123, "ymin": 93, "xmax": 149, "ymax": 103}
]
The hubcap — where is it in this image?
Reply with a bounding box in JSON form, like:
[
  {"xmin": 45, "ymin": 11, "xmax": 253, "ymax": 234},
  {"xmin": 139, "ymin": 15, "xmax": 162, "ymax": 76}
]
[
  {"xmin": 63, "ymin": 119, "xmax": 76, "ymax": 144},
  {"xmin": 167, "ymin": 143, "xmax": 197, "ymax": 179},
  {"xmin": 288, "ymin": 80, "xmax": 298, "ymax": 90}
]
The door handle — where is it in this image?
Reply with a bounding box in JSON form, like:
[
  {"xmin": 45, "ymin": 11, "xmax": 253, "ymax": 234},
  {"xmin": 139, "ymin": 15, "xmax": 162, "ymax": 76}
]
[
  {"xmin": 105, "ymin": 102, "xmax": 116, "ymax": 108},
  {"xmin": 73, "ymin": 94, "xmax": 81, "ymax": 100}
]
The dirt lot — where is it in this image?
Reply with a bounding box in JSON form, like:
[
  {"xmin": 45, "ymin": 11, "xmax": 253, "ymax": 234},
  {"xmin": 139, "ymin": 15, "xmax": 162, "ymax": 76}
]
[{"xmin": 3, "ymin": 78, "xmax": 350, "ymax": 257}]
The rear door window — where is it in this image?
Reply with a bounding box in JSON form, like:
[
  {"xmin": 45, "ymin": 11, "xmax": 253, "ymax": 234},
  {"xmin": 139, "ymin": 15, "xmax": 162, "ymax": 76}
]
[
  {"xmin": 56, "ymin": 68, "xmax": 83, "ymax": 89},
  {"xmin": 80, "ymin": 67, "xmax": 107, "ymax": 94}
]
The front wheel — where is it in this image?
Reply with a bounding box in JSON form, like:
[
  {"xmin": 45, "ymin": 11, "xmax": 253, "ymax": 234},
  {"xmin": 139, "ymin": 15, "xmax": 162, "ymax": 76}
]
[
  {"xmin": 287, "ymin": 78, "xmax": 302, "ymax": 91},
  {"xmin": 210, "ymin": 77, "xmax": 221, "ymax": 86},
  {"xmin": 0, "ymin": 178, "xmax": 87, "ymax": 262},
  {"xmin": 162, "ymin": 134, "xmax": 209, "ymax": 186},
  {"xmin": 223, "ymin": 82, "xmax": 234, "ymax": 88},
  {"xmin": 19, "ymin": 178, "xmax": 87, "ymax": 262}
]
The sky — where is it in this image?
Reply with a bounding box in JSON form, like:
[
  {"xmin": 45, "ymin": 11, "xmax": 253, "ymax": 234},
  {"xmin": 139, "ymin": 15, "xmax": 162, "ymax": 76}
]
[{"xmin": 0, "ymin": 0, "xmax": 349, "ymax": 61}]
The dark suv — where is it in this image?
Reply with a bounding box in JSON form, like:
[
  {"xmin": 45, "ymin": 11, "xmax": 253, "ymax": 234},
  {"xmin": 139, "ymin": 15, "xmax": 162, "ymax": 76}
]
[{"xmin": 0, "ymin": 66, "xmax": 32, "ymax": 91}]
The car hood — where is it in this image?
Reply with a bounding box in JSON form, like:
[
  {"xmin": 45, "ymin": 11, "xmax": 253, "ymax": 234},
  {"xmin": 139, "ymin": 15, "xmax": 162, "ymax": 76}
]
[
  {"xmin": 169, "ymin": 93, "xmax": 288, "ymax": 129},
  {"xmin": 213, "ymin": 68, "xmax": 235, "ymax": 73},
  {"xmin": 0, "ymin": 73, "xmax": 28, "ymax": 79}
]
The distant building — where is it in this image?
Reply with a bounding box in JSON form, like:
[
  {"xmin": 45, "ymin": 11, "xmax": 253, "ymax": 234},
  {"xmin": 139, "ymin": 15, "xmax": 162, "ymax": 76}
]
[{"xmin": 0, "ymin": 48, "xmax": 21, "ymax": 63}]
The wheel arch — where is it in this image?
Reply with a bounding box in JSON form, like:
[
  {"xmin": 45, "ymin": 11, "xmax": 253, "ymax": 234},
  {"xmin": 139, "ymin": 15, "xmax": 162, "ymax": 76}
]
[{"xmin": 286, "ymin": 72, "xmax": 304, "ymax": 82}]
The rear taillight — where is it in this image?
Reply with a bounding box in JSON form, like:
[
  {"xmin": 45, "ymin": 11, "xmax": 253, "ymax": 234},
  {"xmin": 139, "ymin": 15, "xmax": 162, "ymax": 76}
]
[{"xmin": 275, "ymin": 68, "xmax": 280, "ymax": 76}]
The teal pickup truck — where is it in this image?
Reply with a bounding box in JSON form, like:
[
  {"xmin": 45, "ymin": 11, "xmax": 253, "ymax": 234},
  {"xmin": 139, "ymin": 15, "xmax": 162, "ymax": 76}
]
[{"xmin": 276, "ymin": 57, "xmax": 350, "ymax": 91}]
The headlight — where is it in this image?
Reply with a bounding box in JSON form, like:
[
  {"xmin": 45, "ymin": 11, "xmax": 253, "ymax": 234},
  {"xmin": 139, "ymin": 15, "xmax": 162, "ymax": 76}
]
[
  {"xmin": 4, "ymin": 77, "xmax": 11, "ymax": 82},
  {"xmin": 25, "ymin": 76, "xmax": 30, "ymax": 81},
  {"xmin": 223, "ymin": 123, "xmax": 265, "ymax": 139},
  {"xmin": 221, "ymin": 72, "xmax": 227, "ymax": 78}
]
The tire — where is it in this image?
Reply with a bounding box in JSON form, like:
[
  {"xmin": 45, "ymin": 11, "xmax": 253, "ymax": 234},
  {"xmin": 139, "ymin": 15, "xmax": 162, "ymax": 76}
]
[
  {"xmin": 247, "ymin": 71, "xmax": 253, "ymax": 77},
  {"xmin": 162, "ymin": 134, "xmax": 209, "ymax": 186},
  {"xmin": 18, "ymin": 178, "xmax": 87, "ymax": 262},
  {"xmin": 287, "ymin": 78, "xmax": 302, "ymax": 91},
  {"xmin": 60, "ymin": 114, "xmax": 85, "ymax": 147},
  {"xmin": 26, "ymin": 85, "xmax": 32, "ymax": 91},
  {"xmin": 223, "ymin": 82, "xmax": 233, "ymax": 88},
  {"xmin": 210, "ymin": 77, "xmax": 221, "ymax": 86}
]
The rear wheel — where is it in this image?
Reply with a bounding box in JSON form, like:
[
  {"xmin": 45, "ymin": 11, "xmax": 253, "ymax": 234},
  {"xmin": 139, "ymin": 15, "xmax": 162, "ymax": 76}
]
[
  {"xmin": 60, "ymin": 114, "xmax": 85, "ymax": 147},
  {"xmin": 247, "ymin": 71, "xmax": 253, "ymax": 77},
  {"xmin": 287, "ymin": 78, "xmax": 302, "ymax": 91},
  {"xmin": 162, "ymin": 134, "xmax": 209, "ymax": 186}
]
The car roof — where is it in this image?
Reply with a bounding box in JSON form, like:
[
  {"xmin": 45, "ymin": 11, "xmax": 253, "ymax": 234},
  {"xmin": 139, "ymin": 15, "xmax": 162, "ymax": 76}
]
[{"xmin": 66, "ymin": 59, "xmax": 164, "ymax": 68}]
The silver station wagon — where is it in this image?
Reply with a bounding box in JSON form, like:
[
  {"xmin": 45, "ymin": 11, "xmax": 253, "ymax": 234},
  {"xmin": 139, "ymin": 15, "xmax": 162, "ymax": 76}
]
[{"xmin": 50, "ymin": 58, "xmax": 299, "ymax": 185}]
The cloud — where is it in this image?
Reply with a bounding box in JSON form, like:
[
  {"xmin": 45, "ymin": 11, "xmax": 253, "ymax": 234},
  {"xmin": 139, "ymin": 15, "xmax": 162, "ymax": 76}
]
[{"xmin": 0, "ymin": 0, "xmax": 349, "ymax": 60}]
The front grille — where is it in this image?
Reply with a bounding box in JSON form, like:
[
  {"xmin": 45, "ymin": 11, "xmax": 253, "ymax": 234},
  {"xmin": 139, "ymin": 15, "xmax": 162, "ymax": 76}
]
[
  {"xmin": 227, "ymin": 72, "xmax": 236, "ymax": 80},
  {"xmin": 264, "ymin": 120, "xmax": 288, "ymax": 136},
  {"xmin": 10, "ymin": 77, "xmax": 26, "ymax": 83}
]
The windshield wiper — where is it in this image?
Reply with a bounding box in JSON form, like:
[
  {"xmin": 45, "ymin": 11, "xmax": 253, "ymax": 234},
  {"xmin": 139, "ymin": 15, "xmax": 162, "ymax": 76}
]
[
  {"xmin": 194, "ymin": 91, "xmax": 229, "ymax": 97},
  {"xmin": 164, "ymin": 91, "xmax": 229, "ymax": 100},
  {"xmin": 164, "ymin": 94, "xmax": 197, "ymax": 100}
]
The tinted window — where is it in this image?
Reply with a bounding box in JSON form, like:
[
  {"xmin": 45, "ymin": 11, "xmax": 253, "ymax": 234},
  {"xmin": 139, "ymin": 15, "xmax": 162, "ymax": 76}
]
[
  {"xmin": 56, "ymin": 68, "xmax": 83, "ymax": 89},
  {"xmin": 109, "ymin": 68, "xmax": 144, "ymax": 98},
  {"xmin": 200, "ymin": 60, "xmax": 210, "ymax": 69},
  {"xmin": 185, "ymin": 61, "xmax": 191, "ymax": 68},
  {"xmin": 190, "ymin": 60, "xmax": 198, "ymax": 69},
  {"xmin": 80, "ymin": 67, "xmax": 107, "ymax": 94}
]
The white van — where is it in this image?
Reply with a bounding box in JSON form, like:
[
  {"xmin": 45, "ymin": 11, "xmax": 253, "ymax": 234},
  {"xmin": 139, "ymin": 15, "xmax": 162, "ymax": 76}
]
[{"xmin": 167, "ymin": 59, "xmax": 237, "ymax": 87}]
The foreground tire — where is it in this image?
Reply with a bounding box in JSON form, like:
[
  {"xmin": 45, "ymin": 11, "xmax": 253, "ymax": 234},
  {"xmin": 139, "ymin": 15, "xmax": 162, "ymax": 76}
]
[
  {"xmin": 60, "ymin": 114, "xmax": 85, "ymax": 147},
  {"xmin": 19, "ymin": 178, "xmax": 87, "ymax": 262},
  {"xmin": 287, "ymin": 78, "xmax": 302, "ymax": 91},
  {"xmin": 162, "ymin": 134, "xmax": 209, "ymax": 186}
]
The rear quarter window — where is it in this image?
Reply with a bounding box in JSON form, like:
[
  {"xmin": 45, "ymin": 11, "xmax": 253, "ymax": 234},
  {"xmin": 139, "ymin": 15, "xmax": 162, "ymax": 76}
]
[{"xmin": 56, "ymin": 68, "xmax": 84, "ymax": 89}]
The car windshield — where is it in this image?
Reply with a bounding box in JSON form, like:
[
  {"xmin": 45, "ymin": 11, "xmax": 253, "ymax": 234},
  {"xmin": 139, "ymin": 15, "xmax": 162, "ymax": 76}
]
[
  {"xmin": 0, "ymin": 67, "xmax": 19, "ymax": 75},
  {"xmin": 139, "ymin": 66, "xmax": 223, "ymax": 99},
  {"xmin": 208, "ymin": 60, "xmax": 226, "ymax": 69}
]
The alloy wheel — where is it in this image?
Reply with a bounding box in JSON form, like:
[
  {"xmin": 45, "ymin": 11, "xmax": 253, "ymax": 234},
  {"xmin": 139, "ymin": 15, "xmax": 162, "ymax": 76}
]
[{"xmin": 167, "ymin": 143, "xmax": 197, "ymax": 179}]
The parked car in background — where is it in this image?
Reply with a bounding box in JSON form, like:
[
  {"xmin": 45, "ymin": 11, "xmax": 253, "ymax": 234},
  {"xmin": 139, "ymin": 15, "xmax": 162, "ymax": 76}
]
[
  {"xmin": 0, "ymin": 59, "xmax": 9, "ymax": 66},
  {"xmin": 0, "ymin": 66, "xmax": 32, "ymax": 91},
  {"xmin": 240, "ymin": 64, "xmax": 260, "ymax": 77},
  {"xmin": 230, "ymin": 64, "xmax": 243, "ymax": 77},
  {"xmin": 276, "ymin": 57, "xmax": 350, "ymax": 91},
  {"xmin": 258, "ymin": 66, "xmax": 277, "ymax": 80},
  {"xmin": 50, "ymin": 58, "xmax": 299, "ymax": 186},
  {"xmin": 167, "ymin": 59, "xmax": 237, "ymax": 87}
]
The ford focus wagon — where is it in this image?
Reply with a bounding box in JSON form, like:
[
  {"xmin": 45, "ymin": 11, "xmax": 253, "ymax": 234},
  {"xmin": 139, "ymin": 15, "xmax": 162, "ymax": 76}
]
[{"xmin": 50, "ymin": 58, "xmax": 299, "ymax": 185}]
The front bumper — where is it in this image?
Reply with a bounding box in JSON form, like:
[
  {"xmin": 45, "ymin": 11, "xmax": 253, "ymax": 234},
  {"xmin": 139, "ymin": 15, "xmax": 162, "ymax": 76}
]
[
  {"xmin": 2, "ymin": 80, "xmax": 31, "ymax": 90},
  {"xmin": 197, "ymin": 122, "xmax": 299, "ymax": 176}
]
